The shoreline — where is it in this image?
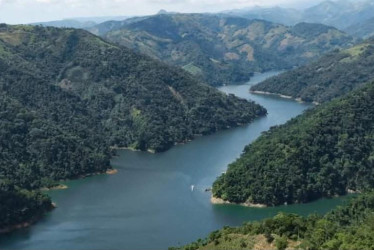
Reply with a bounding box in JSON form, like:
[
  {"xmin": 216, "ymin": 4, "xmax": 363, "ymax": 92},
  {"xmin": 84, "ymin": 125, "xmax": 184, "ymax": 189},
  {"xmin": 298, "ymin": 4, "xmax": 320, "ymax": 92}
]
[
  {"xmin": 0, "ymin": 203, "xmax": 56, "ymax": 234},
  {"xmin": 0, "ymin": 219, "xmax": 38, "ymax": 234},
  {"xmin": 110, "ymin": 146, "xmax": 156, "ymax": 154},
  {"xmin": 106, "ymin": 169, "xmax": 118, "ymax": 175},
  {"xmin": 40, "ymin": 184, "xmax": 68, "ymax": 192},
  {"xmin": 212, "ymin": 190, "xmax": 359, "ymax": 209},
  {"xmin": 250, "ymin": 90, "xmax": 320, "ymax": 105},
  {"xmin": 78, "ymin": 168, "xmax": 119, "ymax": 179},
  {"xmin": 41, "ymin": 168, "xmax": 119, "ymax": 191},
  {"xmin": 3, "ymin": 168, "xmax": 119, "ymax": 234},
  {"xmin": 110, "ymin": 119, "xmax": 266, "ymax": 155},
  {"xmin": 211, "ymin": 196, "xmax": 267, "ymax": 208}
]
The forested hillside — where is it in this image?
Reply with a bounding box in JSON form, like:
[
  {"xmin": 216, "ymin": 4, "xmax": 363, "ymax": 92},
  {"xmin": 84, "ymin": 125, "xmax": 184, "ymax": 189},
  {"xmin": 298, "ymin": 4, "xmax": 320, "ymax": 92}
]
[
  {"xmin": 172, "ymin": 192, "xmax": 374, "ymax": 250},
  {"xmin": 90, "ymin": 14, "xmax": 353, "ymax": 86},
  {"xmin": 213, "ymin": 80, "xmax": 374, "ymax": 206},
  {"xmin": 0, "ymin": 24, "xmax": 265, "ymax": 232},
  {"xmin": 251, "ymin": 39, "xmax": 374, "ymax": 103}
]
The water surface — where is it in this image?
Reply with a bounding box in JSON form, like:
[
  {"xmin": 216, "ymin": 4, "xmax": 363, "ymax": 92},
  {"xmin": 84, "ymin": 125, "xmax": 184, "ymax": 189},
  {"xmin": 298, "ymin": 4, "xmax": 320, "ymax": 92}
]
[{"xmin": 0, "ymin": 71, "xmax": 352, "ymax": 250}]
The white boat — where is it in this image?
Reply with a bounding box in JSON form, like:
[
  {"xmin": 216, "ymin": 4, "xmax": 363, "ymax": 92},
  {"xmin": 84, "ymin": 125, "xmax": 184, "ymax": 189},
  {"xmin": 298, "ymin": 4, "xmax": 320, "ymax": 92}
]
[{"xmin": 191, "ymin": 185, "xmax": 195, "ymax": 191}]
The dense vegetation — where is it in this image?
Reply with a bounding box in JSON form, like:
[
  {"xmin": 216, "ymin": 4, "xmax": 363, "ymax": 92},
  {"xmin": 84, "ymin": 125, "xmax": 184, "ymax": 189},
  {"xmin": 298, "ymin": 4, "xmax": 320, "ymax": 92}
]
[
  {"xmin": 251, "ymin": 39, "xmax": 374, "ymax": 103},
  {"xmin": 0, "ymin": 188, "xmax": 53, "ymax": 233},
  {"xmin": 0, "ymin": 24, "xmax": 265, "ymax": 231},
  {"xmin": 0, "ymin": 24, "xmax": 266, "ymax": 152},
  {"xmin": 213, "ymin": 80, "xmax": 374, "ymax": 206},
  {"xmin": 172, "ymin": 192, "xmax": 374, "ymax": 250},
  {"xmin": 89, "ymin": 14, "xmax": 353, "ymax": 86}
]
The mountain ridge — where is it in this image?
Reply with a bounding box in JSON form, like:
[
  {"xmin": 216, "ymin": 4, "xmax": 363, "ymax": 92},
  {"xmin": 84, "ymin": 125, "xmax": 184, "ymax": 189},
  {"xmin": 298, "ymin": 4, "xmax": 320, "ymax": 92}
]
[
  {"xmin": 90, "ymin": 13, "xmax": 354, "ymax": 86},
  {"xmin": 251, "ymin": 39, "xmax": 374, "ymax": 103},
  {"xmin": 225, "ymin": 0, "xmax": 374, "ymax": 38}
]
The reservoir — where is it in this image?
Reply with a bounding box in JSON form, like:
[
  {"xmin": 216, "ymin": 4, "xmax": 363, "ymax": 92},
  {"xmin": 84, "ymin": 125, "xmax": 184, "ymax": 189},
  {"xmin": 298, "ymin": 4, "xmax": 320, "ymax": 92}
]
[{"xmin": 0, "ymin": 71, "xmax": 352, "ymax": 250}]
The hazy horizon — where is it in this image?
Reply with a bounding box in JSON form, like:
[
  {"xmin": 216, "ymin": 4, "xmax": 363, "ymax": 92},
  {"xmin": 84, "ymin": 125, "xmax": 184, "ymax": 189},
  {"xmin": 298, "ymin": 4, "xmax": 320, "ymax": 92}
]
[{"xmin": 0, "ymin": 0, "xmax": 327, "ymax": 24}]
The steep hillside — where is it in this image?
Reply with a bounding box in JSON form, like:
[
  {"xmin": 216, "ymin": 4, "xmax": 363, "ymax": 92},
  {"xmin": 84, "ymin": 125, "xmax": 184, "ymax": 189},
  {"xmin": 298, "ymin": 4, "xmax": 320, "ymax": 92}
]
[
  {"xmin": 0, "ymin": 92, "xmax": 110, "ymax": 232},
  {"xmin": 0, "ymin": 24, "xmax": 265, "ymax": 232},
  {"xmin": 214, "ymin": 81, "xmax": 374, "ymax": 206},
  {"xmin": 251, "ymin": 39, "xmax": 374, "ymax": 103},
  {"xmin": 90, "ymin": 14, "xmax": 353, "ymax": 86},
  {"xmin": 345, "ymin": 17, "xmax": 374, "ymax": 39},
  {"xmin": 173, "ymin": 192, "xmax": 374, "ymax": 250}
]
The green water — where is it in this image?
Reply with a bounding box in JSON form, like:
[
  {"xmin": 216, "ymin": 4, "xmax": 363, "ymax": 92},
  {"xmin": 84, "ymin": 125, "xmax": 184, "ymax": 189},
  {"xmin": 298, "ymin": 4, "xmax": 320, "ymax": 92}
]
[{"xmin": 0, "ymin": 71, "xmax": 353, "ymax": 250}]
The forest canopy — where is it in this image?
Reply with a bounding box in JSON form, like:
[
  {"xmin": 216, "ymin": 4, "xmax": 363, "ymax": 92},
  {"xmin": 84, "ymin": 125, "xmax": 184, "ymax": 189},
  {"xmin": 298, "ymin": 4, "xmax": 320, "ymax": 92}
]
[
  {"xmin": 213, "ymin": 80, "xmax": 374, "ymax": 206},
  {"xmin": 0, "ymin": 24, "xmax": 265, "ymax": 231}
]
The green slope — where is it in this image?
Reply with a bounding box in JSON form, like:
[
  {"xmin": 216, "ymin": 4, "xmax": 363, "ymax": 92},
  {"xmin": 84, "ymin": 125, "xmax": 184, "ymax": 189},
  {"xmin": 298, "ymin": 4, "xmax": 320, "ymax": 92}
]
[
  {"xmin": 251, "ymin": 39, "xmax": 374, "ymax": 103},
  {"xmin": 172, "ymin": 192, "xmax": 374, "ymax": 250},
  {"xmin": 90, "ymin": 14, "xmax": 354, "ymax": 86},
  {"xmin": 213, "ymin": 81, "xmax": 374, "ymax": 206},
  {"xmin": 0, "ymin": 24, "xmax": 266, "ymax": 232}
]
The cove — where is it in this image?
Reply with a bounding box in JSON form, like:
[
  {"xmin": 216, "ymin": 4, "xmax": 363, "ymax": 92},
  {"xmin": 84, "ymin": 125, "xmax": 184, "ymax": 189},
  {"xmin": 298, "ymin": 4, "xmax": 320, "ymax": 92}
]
[{"xmin": 0, "ymin": 71, "xmax": 352, "ymax": 250}]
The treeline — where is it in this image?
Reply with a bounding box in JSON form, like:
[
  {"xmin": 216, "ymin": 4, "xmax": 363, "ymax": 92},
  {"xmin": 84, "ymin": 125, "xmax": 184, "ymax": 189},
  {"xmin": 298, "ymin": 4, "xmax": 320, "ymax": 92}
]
[
  {"xmin": 213, "ymin": 80, "xmax": 374, "ymax": 206},
  {"xmin": 251, "ymin": 39, "xmax": 374, "ymax": 103},
  {"xmin": 0, "ymin": 24, "xmax": 266, "ymax": 231},
  {"xmin": 172, "ymin": 192, "xmax": 374, "ymax": 250}
]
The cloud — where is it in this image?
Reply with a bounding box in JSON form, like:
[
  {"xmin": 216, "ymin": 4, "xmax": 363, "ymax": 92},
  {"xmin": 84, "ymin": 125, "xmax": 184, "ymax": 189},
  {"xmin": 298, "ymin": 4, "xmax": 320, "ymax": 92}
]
[
  {"xmin": 0, "ymin": 0, "xmax": 318, "ymax": 24},
  {"xmin": 0, "ymin": 0, "xmax": 15, "ymax": 4}
]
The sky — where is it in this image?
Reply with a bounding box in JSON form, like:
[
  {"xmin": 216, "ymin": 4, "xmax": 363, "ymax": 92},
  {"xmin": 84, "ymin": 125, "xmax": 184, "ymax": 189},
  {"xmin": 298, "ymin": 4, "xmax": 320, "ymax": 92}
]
[{"xmin": 0, "ymin": 0, "xmax": 325, "ymax": 24}]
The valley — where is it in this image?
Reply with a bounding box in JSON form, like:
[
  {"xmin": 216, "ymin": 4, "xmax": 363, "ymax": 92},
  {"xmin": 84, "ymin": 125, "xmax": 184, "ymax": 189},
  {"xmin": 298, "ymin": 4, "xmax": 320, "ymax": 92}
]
[
  {"xmin": 0, "ymin": 72, "xmax": 350, "ymax": 250},
  {"xmin": 2, "ymin": 1, "xmax": 374, "ymax": 249}
]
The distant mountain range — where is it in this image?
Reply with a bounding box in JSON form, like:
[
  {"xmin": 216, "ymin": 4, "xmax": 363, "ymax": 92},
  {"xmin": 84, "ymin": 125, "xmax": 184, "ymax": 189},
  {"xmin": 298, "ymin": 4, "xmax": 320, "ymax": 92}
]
[
  {"xmin": 345, "ymin": 16, "xmax": 374, "ymax": 39},
  {"xmin": 29, "ymin": 1, "xmax": 374, "ymax": 39},
  {"xmin": 89, "ymin": 14, "xmax": 354, "ymax": 86},
  {"xmin": 225, "ymin": 0, "xmax": 374, "ymax": 38},
  {"xmin": 31, "ymin": 16, "xmax": 129, "ymax": 29},
  {"xmin": 221, "ymin": 6, "xmax": 302, "ymax": 26}
]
